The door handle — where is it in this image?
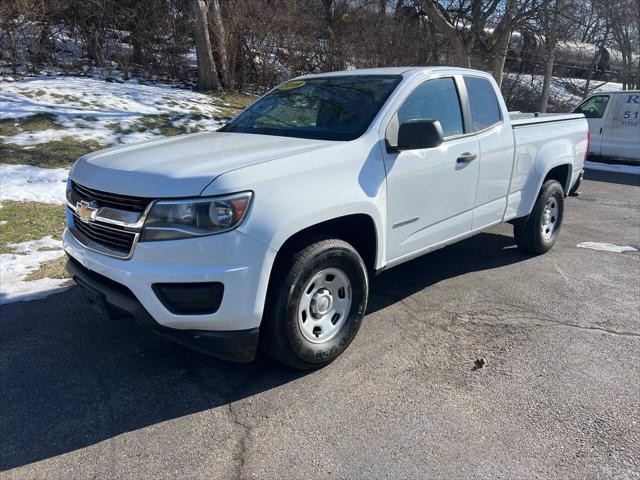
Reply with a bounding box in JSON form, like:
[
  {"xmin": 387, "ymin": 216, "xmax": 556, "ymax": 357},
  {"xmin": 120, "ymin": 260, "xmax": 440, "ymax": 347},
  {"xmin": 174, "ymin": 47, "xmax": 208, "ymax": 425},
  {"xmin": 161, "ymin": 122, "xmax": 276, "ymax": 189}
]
[{"xmin": 457, "ymin": 152, "xmax": 477, "ymax": 163}]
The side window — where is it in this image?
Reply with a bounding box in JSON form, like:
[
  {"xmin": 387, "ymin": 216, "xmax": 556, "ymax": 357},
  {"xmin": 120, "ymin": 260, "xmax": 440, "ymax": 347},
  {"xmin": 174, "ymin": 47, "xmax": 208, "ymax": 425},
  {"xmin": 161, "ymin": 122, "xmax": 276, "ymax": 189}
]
[
  {"xmin": 397, "ymin": 78, "xmax": 464, "ymax": 138},
  {"xmin": 573, "ymin": 95, "xmax": 610, "ymax": 118},
  {"xmin": 464, "ymin": 76, "xmax": 502, "ymax": 131}
]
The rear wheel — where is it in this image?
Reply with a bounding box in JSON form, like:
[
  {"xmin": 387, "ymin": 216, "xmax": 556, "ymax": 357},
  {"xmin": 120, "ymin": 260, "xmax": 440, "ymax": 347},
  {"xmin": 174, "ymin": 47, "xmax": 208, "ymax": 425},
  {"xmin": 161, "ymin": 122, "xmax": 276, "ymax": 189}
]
[
  {"xmin": 514, "ymin": 179, "xmax": 564, "ymax": 254},
  {"xmin": 262, "ymin": 238, "xmax": 368, "ymax": 369}
]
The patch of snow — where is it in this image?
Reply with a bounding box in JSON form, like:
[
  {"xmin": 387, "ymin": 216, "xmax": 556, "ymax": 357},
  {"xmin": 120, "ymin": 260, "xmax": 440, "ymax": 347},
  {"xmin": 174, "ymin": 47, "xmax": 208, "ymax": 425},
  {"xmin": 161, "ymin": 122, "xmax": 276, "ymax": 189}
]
[
  {"xmin": 0, "ymin": 236, "xmax": 69, "ymax": 305},
  {"xmin": 7, "ymin": 236, "xmax": 63, "ymax": 253},
  {"xmin": 577, "ymin": 242, "xmax": 638, "ymax": 253},
  {"xmin": 504, "ymin": 73, "xmax": 623, "ymax": 108},
  {"xmin": 0, "ymin": 164, "xmax": 69, "ymax": 204},
  {"xmin": 585, "ymin": 161, "xmax": 640, "ymax": 175},
  {"xmin": 0, "ymin": 76, "xmax": 227, "ymax": 146},
  {"xmin": 0, "ymin": 221, "xmax": 6, "ymax": 226}
]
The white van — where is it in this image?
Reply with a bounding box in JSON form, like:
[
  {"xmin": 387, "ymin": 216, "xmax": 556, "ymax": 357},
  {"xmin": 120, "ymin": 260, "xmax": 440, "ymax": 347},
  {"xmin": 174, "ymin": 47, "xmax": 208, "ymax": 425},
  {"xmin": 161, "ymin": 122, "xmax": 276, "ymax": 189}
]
[{"xmin": 573, "ymin": 91, "xmax": 640, "ymax": 162}]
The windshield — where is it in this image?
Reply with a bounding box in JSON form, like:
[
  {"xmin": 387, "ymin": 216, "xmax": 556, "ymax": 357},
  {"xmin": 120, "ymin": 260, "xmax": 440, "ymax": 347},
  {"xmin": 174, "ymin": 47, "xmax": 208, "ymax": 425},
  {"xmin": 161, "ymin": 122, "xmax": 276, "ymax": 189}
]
[{"xmin": 220, "ymin": 75, "xmax": 402, "ymax": 141}]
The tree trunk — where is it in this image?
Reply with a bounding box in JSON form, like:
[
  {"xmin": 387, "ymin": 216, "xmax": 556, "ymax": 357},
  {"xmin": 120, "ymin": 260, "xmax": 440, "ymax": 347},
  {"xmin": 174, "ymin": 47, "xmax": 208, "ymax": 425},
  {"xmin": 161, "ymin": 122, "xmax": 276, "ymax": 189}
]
[
  {"xmin": 322, "ymin": 0, "xmax": 343, "ymax": 71},
  {"xmin": 539, "ymin": 0, "xmax": 562, "ymax": 112},
  {"xmin": 490, "ymin": 30, "xmax": 511, "ymax": 88},
  {"xmin": 583, "ymin": 30, "xmax": 609, "ymax": 98},
  {"xmin": 539, "ymin": 53, "xmax": 556, "ymax": 112},
  {"xmin": 489, "ymin": 0, "xmax": 516, "ymax": 88},
  {"xmin": 209, "ymin": 0, "xmax": 230, "ymax": 89},
  {"xmin": 192, "ymin": 0, "xmax": 220, "ymax": 91},
  {"xmin": 417, "ymin": 0, "xmax": 470, "ymax": 67},
  {"xmin": 453, "ymin": 41, "xmax": 471, "ymax": 67},
  {"xmin": 582, "ymin": 48, "xmax": 601, "ymax": 98}
]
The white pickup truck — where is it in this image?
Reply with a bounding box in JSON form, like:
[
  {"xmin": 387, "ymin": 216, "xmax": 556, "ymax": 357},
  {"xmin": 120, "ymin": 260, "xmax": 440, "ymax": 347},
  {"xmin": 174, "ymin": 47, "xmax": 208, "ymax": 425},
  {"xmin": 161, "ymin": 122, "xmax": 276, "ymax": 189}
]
[{"xmin": 64, "ymin": 67, "xmax": 588, "ymax": 369}]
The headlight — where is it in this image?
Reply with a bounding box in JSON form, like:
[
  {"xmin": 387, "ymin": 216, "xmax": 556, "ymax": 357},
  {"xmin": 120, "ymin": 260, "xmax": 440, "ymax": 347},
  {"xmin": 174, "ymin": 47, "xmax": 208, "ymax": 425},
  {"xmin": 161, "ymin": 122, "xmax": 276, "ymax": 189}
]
[{"xmin": 140, "ymin": 192, "xmax": 252, "ymax": 241}]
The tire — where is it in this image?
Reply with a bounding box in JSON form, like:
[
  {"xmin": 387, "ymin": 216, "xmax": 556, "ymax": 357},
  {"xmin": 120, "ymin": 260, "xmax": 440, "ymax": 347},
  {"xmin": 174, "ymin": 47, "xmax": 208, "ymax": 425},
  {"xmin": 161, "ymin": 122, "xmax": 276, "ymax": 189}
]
[
  {"xmin": 514, "ymin": 179, "xmax": 564, "ymax": 254},
  {"xmin": 262, "ymin": 237, "xmax": 369, "ymax": 370}
]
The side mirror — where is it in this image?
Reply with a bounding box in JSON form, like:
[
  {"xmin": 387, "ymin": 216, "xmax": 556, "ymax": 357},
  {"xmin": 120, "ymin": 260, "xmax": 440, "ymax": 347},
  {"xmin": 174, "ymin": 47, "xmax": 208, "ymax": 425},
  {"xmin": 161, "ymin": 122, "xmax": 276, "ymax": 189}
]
[{"xmin": 395, "ymin": 120, "xmax": 444, "ymax": 151}]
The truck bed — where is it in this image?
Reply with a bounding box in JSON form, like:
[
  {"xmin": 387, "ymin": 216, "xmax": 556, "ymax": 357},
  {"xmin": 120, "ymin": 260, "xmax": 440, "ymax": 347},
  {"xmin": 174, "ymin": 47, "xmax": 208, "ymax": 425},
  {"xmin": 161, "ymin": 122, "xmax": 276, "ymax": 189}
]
[{"xmin": 509, "ymin": 112, "xmax": 585, "ymax": 127}]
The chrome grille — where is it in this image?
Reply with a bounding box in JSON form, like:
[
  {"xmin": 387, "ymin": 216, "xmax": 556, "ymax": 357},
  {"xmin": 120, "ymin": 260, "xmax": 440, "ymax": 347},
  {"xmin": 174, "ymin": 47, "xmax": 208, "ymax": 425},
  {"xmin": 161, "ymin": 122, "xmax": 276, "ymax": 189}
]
[
  {"xmin": 67, "ymin": 180, "xmax": 151, "ymax": 258},
  {"xmin": 71, "ymin": 213, "xmax": 137, "ymax": 255},
  {"xmin": 71, "ymin": 181, "xmax": 151, "ymax": 212}
]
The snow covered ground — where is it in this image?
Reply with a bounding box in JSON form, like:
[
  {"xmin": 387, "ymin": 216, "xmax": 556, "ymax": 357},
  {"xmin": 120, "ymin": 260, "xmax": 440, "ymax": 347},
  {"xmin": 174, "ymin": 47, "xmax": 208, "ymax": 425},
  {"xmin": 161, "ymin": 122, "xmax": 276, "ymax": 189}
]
[
  {"xmin": 0, "ymin": 164, "xmax": 68, "ymax": 204},
  {"xmin": 0, "ymin": 75, "xmax": 237, "ymax": 304},
  {"xmin": 0, "ymin": 236, "xmax": 69, "ymax": 304},
  {"xmin": 577, "ymin": 242, "xmax": 638, "ymax": 254},
  {"xmin": 504, "ymin": 73, "xmax": 623, "ymax": 109},
  {"xmin": 0, "ymin": 76, "xmax": 228, "ymax": 146}
]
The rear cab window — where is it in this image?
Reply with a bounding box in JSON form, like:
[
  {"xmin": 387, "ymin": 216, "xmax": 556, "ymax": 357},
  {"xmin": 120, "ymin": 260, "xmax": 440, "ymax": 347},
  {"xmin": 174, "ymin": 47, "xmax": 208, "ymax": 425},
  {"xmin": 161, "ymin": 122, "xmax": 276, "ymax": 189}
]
[
  {"xmin": 464, "ymin": 76, "xmax": 502, "ymax": 131},
  {"xmin": 573, "ymin": 95, "xmax": 610, "ymax": 118},
  {"xmin": 397, "ymin": 77, "xmax": 464, "ymax": 138}
]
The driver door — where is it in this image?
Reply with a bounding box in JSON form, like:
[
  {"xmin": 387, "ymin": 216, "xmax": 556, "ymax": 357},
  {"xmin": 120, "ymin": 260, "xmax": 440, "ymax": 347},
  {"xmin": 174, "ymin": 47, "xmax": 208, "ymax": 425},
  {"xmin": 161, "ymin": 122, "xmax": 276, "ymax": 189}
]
[
  {"xmin": 383, "ymin": 77, "xmax": 480, "ymax": 262},
  {"xmin": 573, "ymin": 95, "xmax": 610, "ymax": 155}
]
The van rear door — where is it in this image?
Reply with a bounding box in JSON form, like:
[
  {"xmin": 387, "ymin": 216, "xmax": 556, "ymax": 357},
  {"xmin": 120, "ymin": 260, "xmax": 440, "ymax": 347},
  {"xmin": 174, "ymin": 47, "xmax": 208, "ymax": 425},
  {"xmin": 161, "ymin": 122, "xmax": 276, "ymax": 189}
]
[{"xmin": 573, "ymin": 94, "xmax": 611, "ymax": 155}]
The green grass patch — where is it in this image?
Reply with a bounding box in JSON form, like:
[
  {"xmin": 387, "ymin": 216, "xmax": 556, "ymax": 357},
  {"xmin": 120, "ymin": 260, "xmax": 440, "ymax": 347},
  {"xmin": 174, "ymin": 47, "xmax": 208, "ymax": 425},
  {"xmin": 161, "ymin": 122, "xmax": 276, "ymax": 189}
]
[
  {"xmin": 0, "ymin": 201, "xmax": 66, "ymax": 254},
  {"xmin": 25, "ymin": 256, "xmax": 69, "ymax": 281},
  {"xmin": 138, "ymin": 114, "xmax": 189, "ymax": 136},
  {"xmin": 0, "ymin": 137, "xmax": 104, "ymax": 168},
  {"xmin": 0, "ymin": 118, "xmax": 19, "ymax": 136},
  {"xmin": 1, "ymin": 113, "xmax": 65, "ymax": 137},
  {"xmin": 216, "ymin": 91, "xmax": 256, "ymax": 109},
  {"xmin": 20, "ymin": 113, "xmax": 64, "ymax": 132},
  {"xmin": 109, "ymin": 115, "xmax": 195, "ymax": 138},
  {"xmin": 209, "ymin": 92, "xmax": 256, "ymax": 119}
]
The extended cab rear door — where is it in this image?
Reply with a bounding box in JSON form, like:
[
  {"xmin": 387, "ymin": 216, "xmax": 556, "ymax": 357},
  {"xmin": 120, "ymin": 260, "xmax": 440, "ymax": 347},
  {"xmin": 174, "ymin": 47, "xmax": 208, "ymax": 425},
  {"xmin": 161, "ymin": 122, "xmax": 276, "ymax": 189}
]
[
  {"xmin": 462, "ymin": 75, "xmax": 515, "ymax": 229},
  {"xmin": 382, "ymin": 76, "xmax": 480, "ymax": 262}
]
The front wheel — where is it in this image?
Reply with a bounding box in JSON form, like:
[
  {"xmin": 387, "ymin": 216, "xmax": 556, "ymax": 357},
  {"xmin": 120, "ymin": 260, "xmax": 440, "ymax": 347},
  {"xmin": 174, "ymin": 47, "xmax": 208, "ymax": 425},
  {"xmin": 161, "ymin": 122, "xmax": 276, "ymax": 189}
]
[
  {"xmin": 262, "ymin": 238, "xmax": 369, "ymax": 370},
  {"xmin": 514, "ymin": 179, "xmax": 564, "ymax": 254}
]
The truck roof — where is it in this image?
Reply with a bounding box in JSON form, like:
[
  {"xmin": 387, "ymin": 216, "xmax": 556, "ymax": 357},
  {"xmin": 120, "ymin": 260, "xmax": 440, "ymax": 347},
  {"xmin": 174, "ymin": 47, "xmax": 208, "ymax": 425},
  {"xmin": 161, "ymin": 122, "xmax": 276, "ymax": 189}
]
[
  {"xmin": 590, "ymin": 90, "xmax": 640, "ymax": 95},
  {"xmin": 300, "ymin": 66, "xmax": 493, "ymax": 79}
]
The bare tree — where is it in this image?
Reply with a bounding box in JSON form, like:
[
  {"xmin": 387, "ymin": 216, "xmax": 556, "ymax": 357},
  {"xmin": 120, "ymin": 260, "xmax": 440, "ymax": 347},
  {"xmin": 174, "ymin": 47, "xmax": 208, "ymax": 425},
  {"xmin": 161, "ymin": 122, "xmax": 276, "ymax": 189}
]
[
  {"xmin": 208, "ymin": 0, "xmax": 230, "ymax": 88},
  {"xmin": 417, "ymin": 0, "xmax": 474, "ymax": 67},
  {"xmin": 538, "ymin": 0, "xmax": 564, "ymax": 112},
  {"xmin": 191, "ymin": 0, "xmax": 220, "ymax": 91},
  {"xmin": 604, "ymin": 0, "xmax": 639, "ymax": 89}
]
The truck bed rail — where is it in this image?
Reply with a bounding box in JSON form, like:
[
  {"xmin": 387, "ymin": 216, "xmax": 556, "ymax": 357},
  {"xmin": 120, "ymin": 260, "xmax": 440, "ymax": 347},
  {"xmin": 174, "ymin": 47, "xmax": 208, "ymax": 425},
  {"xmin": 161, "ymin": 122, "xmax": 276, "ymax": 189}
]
[{"xmin": 509, "ymin": 112, "xmax": 585, "ymax": 127}]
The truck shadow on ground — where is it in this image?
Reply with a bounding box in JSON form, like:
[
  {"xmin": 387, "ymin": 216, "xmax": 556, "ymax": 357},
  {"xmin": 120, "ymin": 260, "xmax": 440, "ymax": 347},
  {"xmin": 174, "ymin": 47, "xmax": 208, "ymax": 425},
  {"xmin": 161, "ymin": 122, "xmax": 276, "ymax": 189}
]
[
  {"xmin": 367, "ymin": 231, "xmax": 529, "ymax": 315},
  {"xmin": 0, "ymin": 231, "xmax": 528, "ymax": 471},
  {"xmin": 584, "ymin": 169, "xmax": 640, "ymax": 187}
]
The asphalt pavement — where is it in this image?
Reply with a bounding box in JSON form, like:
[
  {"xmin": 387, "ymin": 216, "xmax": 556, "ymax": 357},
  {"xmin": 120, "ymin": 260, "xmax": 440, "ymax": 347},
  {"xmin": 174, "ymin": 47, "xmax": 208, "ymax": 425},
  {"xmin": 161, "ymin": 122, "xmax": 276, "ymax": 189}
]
[{"xmin": 1, "ymin": 169, "xmax": 639, "ymax": 479}]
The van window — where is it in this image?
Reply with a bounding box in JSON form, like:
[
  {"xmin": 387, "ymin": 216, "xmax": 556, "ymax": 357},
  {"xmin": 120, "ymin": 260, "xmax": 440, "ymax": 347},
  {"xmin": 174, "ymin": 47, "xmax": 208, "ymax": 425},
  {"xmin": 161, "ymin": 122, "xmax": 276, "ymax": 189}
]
[
  {"xmin": 397, "ymin": 78, "xmax": 464, "ymax": 137},
  {"xmin": 574, "ymin": 95, "xmax": 610, "ymax": 118},
  {"xmin": 464, "ymin": 76, "xmax": 502, "ymax": 131}
]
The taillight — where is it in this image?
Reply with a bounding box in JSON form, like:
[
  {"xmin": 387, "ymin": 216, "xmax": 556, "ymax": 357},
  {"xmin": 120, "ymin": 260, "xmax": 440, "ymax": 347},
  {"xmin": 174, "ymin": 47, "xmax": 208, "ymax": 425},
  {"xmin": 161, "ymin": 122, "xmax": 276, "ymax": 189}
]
[{"xmin": 585, "ymin": 129, "xmax": 590, "ymax": 161}]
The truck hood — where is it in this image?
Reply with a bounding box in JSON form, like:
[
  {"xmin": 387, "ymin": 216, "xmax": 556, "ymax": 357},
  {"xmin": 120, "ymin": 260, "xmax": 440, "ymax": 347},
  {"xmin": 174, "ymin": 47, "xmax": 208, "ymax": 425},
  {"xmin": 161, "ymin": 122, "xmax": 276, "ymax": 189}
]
[{"xmin": 70, "ymin": 132, "xmax": 335, "ymax": 197}]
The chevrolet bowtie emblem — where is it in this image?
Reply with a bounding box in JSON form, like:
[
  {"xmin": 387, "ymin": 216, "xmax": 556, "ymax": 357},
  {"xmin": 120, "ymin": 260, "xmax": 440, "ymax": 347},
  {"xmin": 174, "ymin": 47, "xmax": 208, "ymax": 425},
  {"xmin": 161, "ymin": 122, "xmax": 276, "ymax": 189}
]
[{"xmin": 76, "ymin": 200, "xmax": 98, "ymax": 222}]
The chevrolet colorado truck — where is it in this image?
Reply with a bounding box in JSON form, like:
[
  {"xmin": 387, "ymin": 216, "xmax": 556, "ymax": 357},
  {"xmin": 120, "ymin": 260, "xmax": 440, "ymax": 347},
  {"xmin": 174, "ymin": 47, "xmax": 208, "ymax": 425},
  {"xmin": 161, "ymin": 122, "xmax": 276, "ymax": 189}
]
[{"xmin": 64, "ymin": 67, "xmax": 589, "ymax": 369}]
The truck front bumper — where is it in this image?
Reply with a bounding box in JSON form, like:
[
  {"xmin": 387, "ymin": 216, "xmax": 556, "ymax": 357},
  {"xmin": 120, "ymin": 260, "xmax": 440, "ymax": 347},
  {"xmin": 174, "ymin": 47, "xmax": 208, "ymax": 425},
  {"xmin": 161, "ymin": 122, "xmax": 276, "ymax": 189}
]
[
  {"xmin": 63, "ymin": 227, "xmax": 277, "ymax": 362},
  {"xmin": 65, "ymin": 255, "xmax": 259, "ymax": 362}
]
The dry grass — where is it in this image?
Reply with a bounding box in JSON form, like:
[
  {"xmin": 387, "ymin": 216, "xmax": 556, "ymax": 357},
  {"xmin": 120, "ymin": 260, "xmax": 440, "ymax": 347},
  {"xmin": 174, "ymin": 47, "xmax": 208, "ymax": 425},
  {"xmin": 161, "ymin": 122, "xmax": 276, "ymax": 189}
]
[
  {"xmin": 25, "ymin": 256, "xmax": 69, "ymax": 281},
  {"xmin": 0, "ymin": 137, "xmax": 103, "ymax": 168},
  {"xmin": 0, "ymin": 201, "xmax": 66, "ymax": 254}
]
